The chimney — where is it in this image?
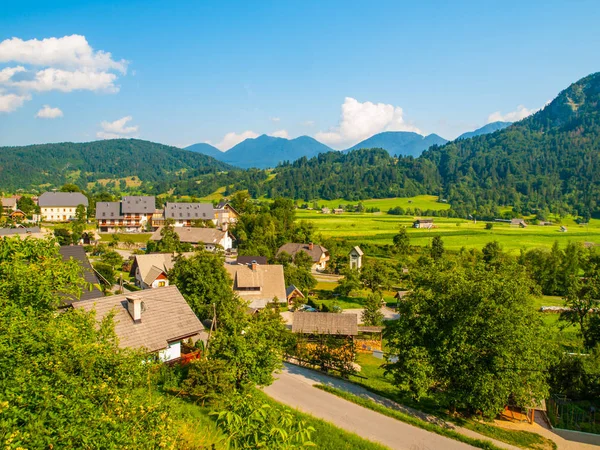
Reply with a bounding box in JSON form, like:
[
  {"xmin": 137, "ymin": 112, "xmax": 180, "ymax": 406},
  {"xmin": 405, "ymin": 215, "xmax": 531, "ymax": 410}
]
[
  {"xmin": 308, "ymin": 242, "xmax": 314, "ymax": 251},
  {"xmin": 127, "ymin": 295, "xmax": 142, "ymax": 323},
  {"xmin": 251, "ymin": 260, "xmax": 257, "ymax": 271}
]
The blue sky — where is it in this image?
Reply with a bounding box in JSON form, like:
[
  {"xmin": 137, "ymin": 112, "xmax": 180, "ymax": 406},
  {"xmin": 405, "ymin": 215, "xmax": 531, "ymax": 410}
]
[{"xmin": 0, "ymin": 0, "xmax": 598, "ymax": 150}]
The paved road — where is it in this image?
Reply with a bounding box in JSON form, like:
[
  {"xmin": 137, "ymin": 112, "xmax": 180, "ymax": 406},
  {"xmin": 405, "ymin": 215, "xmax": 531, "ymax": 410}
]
[{"xmin": 264, "ymin": 364, "xmax": 475, "ymax": 450}]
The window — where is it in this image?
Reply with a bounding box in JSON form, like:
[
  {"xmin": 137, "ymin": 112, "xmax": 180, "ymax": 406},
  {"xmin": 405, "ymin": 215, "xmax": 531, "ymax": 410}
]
[{"xmin": 158, "ymin": 281, "xmax": 166, "ymax": 287}]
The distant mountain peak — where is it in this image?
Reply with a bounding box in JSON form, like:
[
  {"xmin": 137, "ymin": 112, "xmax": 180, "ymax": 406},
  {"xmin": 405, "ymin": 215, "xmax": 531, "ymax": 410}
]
[
  {"xmin": 456, "ymin": 121, "xmax": 513, "ymax": 140},
  {"xmin": 344, "ymin": 131, "xmax": 448, "ymax": 157}
]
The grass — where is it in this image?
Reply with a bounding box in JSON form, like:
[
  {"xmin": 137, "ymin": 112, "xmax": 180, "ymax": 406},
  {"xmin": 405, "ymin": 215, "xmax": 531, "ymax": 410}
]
[
  {"xmin": 314, "ymin": 385, "xmax": 503, "ymax": 450},
  {"xmin": 297, "ymin": 202, "xmax": 600, "ymax": 254},
  {"xmin": 312, "ymin": 195, "xmax": 451, "ymax": 211},
  {"xmin": 99, "ymin": 233, "xmax": 152, "ymax": 243},
  {"xmin": 349, "ymin": 354, "xmax": 556, "ymax": 450}
]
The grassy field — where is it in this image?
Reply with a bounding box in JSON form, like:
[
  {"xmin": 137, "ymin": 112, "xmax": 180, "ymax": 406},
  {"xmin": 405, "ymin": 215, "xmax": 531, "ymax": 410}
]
[
  {"xmin": 313, "ymin": 195, "xmax": 451, "ymax": 211},
  {"xmin": 99, "ymin": 232, "xmax": 152, "ymax": 243},
  {"xmin": 297, "ymin": 207, "xmax": 600, "ymax": 254}
]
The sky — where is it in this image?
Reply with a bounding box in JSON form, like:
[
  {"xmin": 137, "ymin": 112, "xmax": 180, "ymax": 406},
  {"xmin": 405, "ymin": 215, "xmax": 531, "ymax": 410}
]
[{"xmin": 0, "ymin": 0, "xmax": 599, "ymax": 150}]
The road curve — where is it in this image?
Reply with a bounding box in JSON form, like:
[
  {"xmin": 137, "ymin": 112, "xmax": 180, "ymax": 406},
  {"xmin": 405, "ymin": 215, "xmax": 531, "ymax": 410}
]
[{"xmin": 264, "ymin": 364, "xmax": 475, "ymax": 450}]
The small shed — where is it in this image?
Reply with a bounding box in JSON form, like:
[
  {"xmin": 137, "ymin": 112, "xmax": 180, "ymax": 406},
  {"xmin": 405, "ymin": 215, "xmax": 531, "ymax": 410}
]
[
  {"xmin": 333, "ymin": 208, "xmax": 344, "ymax": 214},
  {"xmin": 511, "ymin": 218, "xmax": 527, "ymax": 228},
  {"xmin": 321, "ymin": 207, "xmax": 331, "ymax": 214},
  {"xmin": 286, "ymin": 284, "xmax": 305, "ymax": 306},
  {"xmin": 413, "ymin": 219, "xmax": 434, "ymax": 229},
  {"xmin": 394, "ymin": 290, "xmax": 410, "ymax": 301},
  {"xmin": 292, "ymin": 311, "xmax": 358, "ymax": 337},
  {"xmin": 559, "ymin": 226, "xmax": 568, "ymax": 233},
  {"xmin": 349, "ymin": 246, "xmax": 364, "ymax": 270}
]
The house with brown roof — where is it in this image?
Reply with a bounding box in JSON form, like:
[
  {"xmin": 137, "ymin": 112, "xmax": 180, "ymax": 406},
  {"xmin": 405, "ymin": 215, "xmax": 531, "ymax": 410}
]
[
  {"xmin": 73, "ymin": 286, "xmax": 205, "ymax": 362},
  {"xmin": 224, "ymin": 261, "xmax": 286, "ymax": 310},
  {"xmin": 292, "ymin": 311, "xmax": 358, "ymax": 337},
  {"xmin": 129, "ymin": 253, "xmax": 194, "ymax": 289},
  {"xmin": 236, "ymin": 255, "xmax": 268, "ymax": 266},
  {"xmin": 349, "ymin": 246, "xmax": 364, "ymax": 270},
  {"xmin": 150, "ymin": 227, "xmax": 233, "ymax": 251},
  {"xmin": 511, "ymin": 218, "xmax": 528, "ymax": 228},
  {"xmin": 286, "ymin": 285, "xmax": 305, "ymax": 306},
  {"xmin": 277, "ymin": 242, "xmax": 330, "ymax": 271},
  {"xmin": 215, "ymin": 201, "xmax": 240, "ymax": 228}
]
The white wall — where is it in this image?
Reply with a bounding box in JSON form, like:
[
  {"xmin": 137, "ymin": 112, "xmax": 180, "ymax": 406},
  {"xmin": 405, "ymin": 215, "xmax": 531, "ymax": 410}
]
[
  {"xmin": 151, "ymin": 278, "xmax": 168, "ymax": 289},
  {"xmin": 159, "ymin": 341, "xmax": 181, "ymax": 362},
  {"xmin": 41, "ymin": 206, "xmax": 84, "ymax": 222}
]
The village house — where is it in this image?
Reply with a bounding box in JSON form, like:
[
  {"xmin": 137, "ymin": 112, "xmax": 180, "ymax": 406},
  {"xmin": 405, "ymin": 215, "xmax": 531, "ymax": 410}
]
[
  {"xmin": 333, "ymin": 208, "xmax": 344, "ymax": 214},
  {"xmin": 224, "ymin": 260, "xmax": 286, "ymax": 310},
  {"xmin": 412, "ymin": 218, "xmax": 434, "ymax": 229},
  {"xmin": 321, "ymin": 207, "xmax": 331, "ymax": 214},
  {"xmin": 349, "ymin": 246, "xmax": 364, "ymax": 270},
  {"xmin": 129, "ymin": 253, "xmax": 193, "ymax": 289},
  {"xmin": 58, "ymin": 245, "xmax": 103, "ymax": 304},
  {"xmin": 286, "ymin": 285, "xmax": 305, "ymax": 307},
  {"xmin": 292, "ymin": 311, "xmax": 358, "ymax": 337},
  {"xmin": 1, "ymin": 197, "xmax": 17, "ymax": 214},
  {"xmin": 73, "ymin": 286, "xmax": 205, "ymax": 362},
  {"xmin": 8, "ymin": 210, "xmax": 26, "ymax": 221},
  {"xmin": 215, "ymin": 201, "xmax": 240, "ymax": 228},
  {"xmin": 277, "ymin": 242, "xmax": 330, "ymax": 272},
  {"xmin": 38, "ymin": 192, "xmax": 88, "ymax": 222},
  {"xmin": 96, "ymin": 196, "xmax": 155, "ymax": 233},
  {"xmin": 150, "ymin": 226, "xmax": 233, "ymax": 251},
  {"xmin": 162, "ymin": 202, "xmax": 216, "ymax": 227}
]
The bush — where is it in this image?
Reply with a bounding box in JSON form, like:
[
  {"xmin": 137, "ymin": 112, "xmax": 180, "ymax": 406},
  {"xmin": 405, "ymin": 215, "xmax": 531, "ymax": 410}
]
[
  {"xmin": 181, "ymin": 359, "xmax": 235, "ymax": 404},
  {"xmin": 485, "ymin": 223, "xmax": 494, "ymax": 230}
]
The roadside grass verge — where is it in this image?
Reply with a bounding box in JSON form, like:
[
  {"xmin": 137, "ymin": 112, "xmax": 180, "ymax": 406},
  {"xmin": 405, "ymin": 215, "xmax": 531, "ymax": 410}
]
[{"xmin": 314, "ymin": 384, "xmax": 502, "ymax": 450}]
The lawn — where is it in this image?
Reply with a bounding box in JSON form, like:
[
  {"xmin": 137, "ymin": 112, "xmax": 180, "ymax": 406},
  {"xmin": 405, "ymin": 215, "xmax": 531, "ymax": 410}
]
[
  {"xmin": 99, "ymin": 232, "xmax": 152, "ymax": 243},
  {"xmin": 297, "ymin": 206, "xmax": 600, "ymax": 254},
  {"xmin": 312, "ymin": 195, "xmax": 451, "ymax": 211}
]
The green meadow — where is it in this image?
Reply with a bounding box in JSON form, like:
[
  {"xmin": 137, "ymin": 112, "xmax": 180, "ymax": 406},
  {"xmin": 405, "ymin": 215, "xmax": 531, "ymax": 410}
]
[{"xmin": 297, "ymin": 200, "xmax": 600, "ymax": 254}]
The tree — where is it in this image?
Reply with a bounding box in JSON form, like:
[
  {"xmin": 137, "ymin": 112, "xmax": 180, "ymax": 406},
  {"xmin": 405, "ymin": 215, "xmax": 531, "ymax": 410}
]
[
  {"xmin": 482, "ymin": 241, "xmax": 503, "ymax": 266},
  {"xmin": 430, "ymin": 236, "xmax": 444, "ymax": 261},
  {"xmin": 334, "ymin": 268, "xmax": 361, "ymax": 297},
  {"xmin": 393, "ymin": 226, "xmax": 410, "ymax": 255},
  {"xmin": 75, "ymin": 204, "xmax": 87, "ymax": 223},
  {"xmin": 60, "ymin": 183, "xmax": 81, "ymax": 192},
  {"xmin": 100, "ymin": 250, "xmax": 124, "ymax": 269},
  {"xmin": 384, "ymin": 261, "xmax": 551, "ymax": 417},
  {"xmin": 93, "ymin": 262, "xmax": 116, "ymax": 289},
  {"xmin": 362, "ymin": 292, "xmax": 384, "ymax": 326},
  {"xmin": 360, "ymin": 260, "xmax": 394, "ymax": 293},
  {"xmin": 560, "ymin": 273, "xmax": 600, "ymax": 349},
  {"xmin": 16, "ymin": 196, "xmax": 37, "ymax": 216},
  {"xmin": 54, "ymin": 227, "xmax": 72, "ymax": 246}
]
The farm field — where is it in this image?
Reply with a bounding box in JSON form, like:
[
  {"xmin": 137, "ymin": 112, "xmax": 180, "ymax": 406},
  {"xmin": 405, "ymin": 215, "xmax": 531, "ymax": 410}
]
[
  {"xmin": 297, "ymin": 207, "xmax": 600, "ymax": 254},
  {"xmin": 312, "ymin": 195, "xmax": 450, "ymax": 211}
]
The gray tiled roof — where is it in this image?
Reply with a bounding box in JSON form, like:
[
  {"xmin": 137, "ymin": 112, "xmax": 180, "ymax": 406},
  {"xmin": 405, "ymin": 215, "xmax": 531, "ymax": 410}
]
[
  {"xmin": 236, "ymin": 256, "xmax": 268, "ymax": 265},
  {"xmin": 74, "ymin": 286, "xmax": 204, "ymax": 352},
  {"xmin": 59, "ymin": 245, "xmax": 103, "ymax": 303},
  {"xmin": 0, "ymin": 227, "xmax": 41, "ymax": 236},
  {"xmin": 95, "ymin": 202, "xmax": 123, "ymax": 220},
  {"xmin": 164, "ymin": 202, "xmax": 214, "ymax": 220},
  {"xmin": 292, "ymin": 311, "xmax": 358, "ymax": 336},
  {"xmin": 38, "ymin": 192, "xmax": 89, "ymax": 207},
  {"xmin": 122, "ymin": 196, "xmax": 155, "ymax": 214},
  {"xmin": 277, "ymin": 243, "xmax": 329, "ymax": 263}
]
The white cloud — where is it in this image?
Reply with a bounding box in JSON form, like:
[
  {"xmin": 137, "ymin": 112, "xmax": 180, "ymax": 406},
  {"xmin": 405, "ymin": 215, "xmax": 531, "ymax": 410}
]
[
  {"xmin": 0, "ymin": 90, "xmax": 31, "ymax": 112},
  {"xmin": 97, "ymin": 116, "xmax": 138, "ymax": 139},
  {"xmin": 0, "ymin": 35, "xmax": 127, "ymax": 113},
  {"xmin": 35, "ymin": 105, "xmax": 63, "ymax": 119},
  {"xmin": 8, "ymin": 68, "xmax": 119, "ymax": 93},
  {"xmin": 215, "ymin": 130, "xmax": 259, "ymax": 151},
  {"xmin": 0, "ymin": 35, "xmax": 128, "ymax": 73},
  {"xmin": 487, "ymin": 105, "xmax": 536, "ymax": 123},
  {"xmin": 270, "ymin": 117, "xmax": 280, "ymax": 123},
  {"xmin": 315, "ymin": 97, "xmax": 421, "ymax": 149},
  {"xmin": 270, "ymin": 129, "xmax": 289, "ymax": 139}
]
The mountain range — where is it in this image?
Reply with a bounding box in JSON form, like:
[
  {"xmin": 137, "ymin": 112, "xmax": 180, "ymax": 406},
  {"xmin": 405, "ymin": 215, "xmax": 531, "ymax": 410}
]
[
  {"xmin": 184, "ymin": 122, "xmax": 510, "ymax": 169},
  {"xmin": 456, "ymin": 121, "xmax": 512, "ymax": 140}
]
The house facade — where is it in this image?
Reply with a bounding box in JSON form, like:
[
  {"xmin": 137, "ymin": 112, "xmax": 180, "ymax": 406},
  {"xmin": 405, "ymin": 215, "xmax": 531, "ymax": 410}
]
[
  {"xmin": 215, "ymin": 202, "xmax": 240, "ymax": 228},
  {"xmin": 73, "ymin": 286, "xmax": 205, "ymax": 362},
  {"xmin": 38, "ymin": 192, "xmax": 89, "ymax": 222},
  {"xmin": 277, "ymin": 242, "xmax": 330, "ymax": 272},
  {"xmin": 1, "ymin": 197, "xmax": 17, "ymax": 214},
  {"xmin": 161, "ymin": 202, "xmax": 216, "ymax": 227},
  {"xmin": 96, "ymin": 196, "xmax": 155, "ymax": 233}
]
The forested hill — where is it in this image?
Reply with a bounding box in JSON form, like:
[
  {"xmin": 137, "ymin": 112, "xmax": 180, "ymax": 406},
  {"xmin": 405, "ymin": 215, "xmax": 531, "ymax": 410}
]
[
  {"xmin": 264, "ymin": 149, "xmax": 440, "ymax": 201},
  {"xmin": 0, "ymin": 139, "xmax": 232, "ymax": 192},
  {"xmin": 421, "ymin": 71, "xmax": 600, "ymax": 217}
]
